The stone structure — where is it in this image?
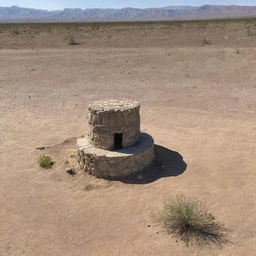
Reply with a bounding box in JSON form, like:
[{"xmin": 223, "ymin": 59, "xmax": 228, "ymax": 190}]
[
  {"xmin": 88, "ymin": 99, "xmax": 140, "ymax": 150},
  {"xmin": 77, "ymin": 99, "xmax": 154, "ymax": 178}
]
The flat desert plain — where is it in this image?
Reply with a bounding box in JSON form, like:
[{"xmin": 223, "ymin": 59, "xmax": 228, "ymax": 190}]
[{"xmin": 0, "ymin": 20, "xmax": 256, "ymax": 255}]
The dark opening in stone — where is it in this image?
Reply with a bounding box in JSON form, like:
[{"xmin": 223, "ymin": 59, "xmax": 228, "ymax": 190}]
[{"xmin": 114, "ymin": 133, "xmax": 123, "ymax": 150}]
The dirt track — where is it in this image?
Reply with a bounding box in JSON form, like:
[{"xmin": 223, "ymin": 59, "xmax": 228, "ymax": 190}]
[{"xmin": 0, "ymin": 21, "xmax": 256, "ymax": 255}]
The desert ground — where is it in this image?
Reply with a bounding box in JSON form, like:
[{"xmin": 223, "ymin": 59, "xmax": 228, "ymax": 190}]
[{"xmin": 0, "ymin": 20, "xmax": 256, "ymax": 255}]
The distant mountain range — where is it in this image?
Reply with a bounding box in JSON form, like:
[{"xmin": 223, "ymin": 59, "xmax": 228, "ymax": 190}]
[{"xmin": 0, "ymin": 5, "xmax": 256, "ymax": 22}]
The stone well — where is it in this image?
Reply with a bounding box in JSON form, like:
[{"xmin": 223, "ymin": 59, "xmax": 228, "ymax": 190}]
[
  {"xmin": 88, "ymin": 99, "xmax": 140, "ymax": 150},
  {"xmin": 77, "ymin": 99, "xmax": 154, "ymax": 178}
]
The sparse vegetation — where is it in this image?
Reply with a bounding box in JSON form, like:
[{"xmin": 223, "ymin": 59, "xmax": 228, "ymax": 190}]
[
  {"xmin": 38, "ymin": 155, "xmax": 54, "ymax": 169},
  {"xmin": 202, "ymin": 38, "xmax": 212, "ymax": 45},
  {"xmin": 68, "ymin": 38, "xmax": 79, "ymax": 45},
  {"xmin": 158, "ymin": 195, "xmax": 227, "ymax": 247}
]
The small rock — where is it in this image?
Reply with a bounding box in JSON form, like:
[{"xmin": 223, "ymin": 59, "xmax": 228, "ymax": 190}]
[
  {"xmin": 147, "ymin": 224, "xmax": 151, "ymax": 227},
  {"xmin": 66, "ymin": 169, "xmax": 76, "ymax": 176},
  {"xmin": 36, "ymin": 146, "xmax": 46, "ymax": 150}
]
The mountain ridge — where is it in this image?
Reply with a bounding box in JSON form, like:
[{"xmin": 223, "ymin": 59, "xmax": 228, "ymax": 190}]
[{"xmin": 0, "ymin": 5, "xmax": 256, "ymax": 22}]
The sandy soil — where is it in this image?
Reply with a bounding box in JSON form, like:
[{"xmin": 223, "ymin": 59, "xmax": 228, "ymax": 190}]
[{"xmin": 0, "ymin": 21, "xmax": 256, "ymax": 255}]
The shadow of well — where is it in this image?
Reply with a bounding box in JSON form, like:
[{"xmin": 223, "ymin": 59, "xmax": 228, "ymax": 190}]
[{"xmin": 111, "ymin": 144, "xmax": 187, "ymax": 184}]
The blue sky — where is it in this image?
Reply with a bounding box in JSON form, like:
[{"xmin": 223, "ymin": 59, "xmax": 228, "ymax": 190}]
[{"xmin": 0, "ymin": 0, "xmax": 255, "ymax": 10}]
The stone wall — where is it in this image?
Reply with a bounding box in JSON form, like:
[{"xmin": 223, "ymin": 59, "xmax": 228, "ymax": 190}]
[
  {"xmin": 77, "ymin": 133, "xmax": 154, "ymax": 178},
  {"xmin": 88, "ymin": 99, "xmax": 140, "ymax": 150}
]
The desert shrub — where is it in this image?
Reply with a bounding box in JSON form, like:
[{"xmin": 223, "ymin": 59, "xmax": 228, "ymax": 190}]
[
  {"xmin": 68, "ymin": 38, "xmax": 79, "ymax": 45},
  {"xmin": 38, "ymin": 155, "xmax": 54, "ymax": 169},
  {"xmin": 158, "ymin": 195, "xmax": 227, "ymax": 247},
  {"xmin": 202, "ymin": 38, "xmax": 212, "ymax": 45},
  {"xmin": 92, "ymin": 25, "xmax": 100, "ymax": 30}
]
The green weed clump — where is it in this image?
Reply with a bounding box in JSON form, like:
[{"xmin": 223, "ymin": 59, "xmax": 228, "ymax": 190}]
[{"xmin": 38, "ymin": 155, "xmax": 54, "ymax": 169}]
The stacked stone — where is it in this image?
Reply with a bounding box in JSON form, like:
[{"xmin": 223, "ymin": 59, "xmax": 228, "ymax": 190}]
[
  {"xmin": 88, "ymin": 99, "xmax": 140, "ymax": 150},
  {"xmin": 77, "ymin": 133, "xmax": 154, "ymax": 178},
  {"xmin": 77, "ymin": 99, "xmax": 155, "ymax": 179}
]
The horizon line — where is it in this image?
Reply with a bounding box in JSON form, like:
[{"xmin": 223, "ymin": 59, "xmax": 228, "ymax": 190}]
[{"xmin": 1, "ymin": 4, "xmax": 256, "ymax": 12}]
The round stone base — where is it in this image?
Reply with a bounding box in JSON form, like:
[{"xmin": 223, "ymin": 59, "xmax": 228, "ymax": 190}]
[{"xmin": 77, "ymin": 133, "xmax": 154, "ymax": 178}]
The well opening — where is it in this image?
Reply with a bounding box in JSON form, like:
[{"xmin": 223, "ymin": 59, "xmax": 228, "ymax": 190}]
[{"xmin": 114, "ymin": 133, "xmax": 123, "ymax": 150}]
